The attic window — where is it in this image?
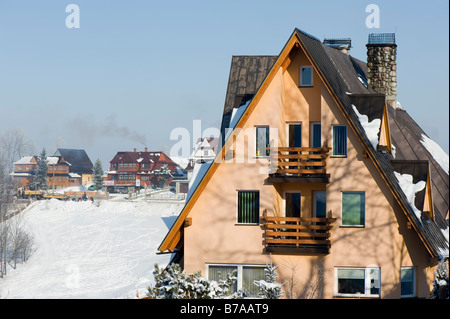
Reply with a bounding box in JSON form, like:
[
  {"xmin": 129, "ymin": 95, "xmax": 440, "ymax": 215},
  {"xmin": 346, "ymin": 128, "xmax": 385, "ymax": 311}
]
[{"xmin": 299, "ymin": 66, "xmax": 313, "ymax": 87}]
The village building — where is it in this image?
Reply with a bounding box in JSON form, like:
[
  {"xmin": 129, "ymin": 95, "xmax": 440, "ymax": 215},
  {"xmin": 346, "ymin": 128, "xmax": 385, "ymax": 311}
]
[
  {"xmin": 105, "ymin": 148, "xmax": 181, "ymax": 193},
  {"xmin": 54, "ymin": 148, "xmax": 94, "ymax": 185},
  {"xmin": 11, "ymin": 155, "xmax": 71, "ymax": 189},
  {"xmin": 158, "ymin": 29, "xmax": 449, "ymax": 298}
]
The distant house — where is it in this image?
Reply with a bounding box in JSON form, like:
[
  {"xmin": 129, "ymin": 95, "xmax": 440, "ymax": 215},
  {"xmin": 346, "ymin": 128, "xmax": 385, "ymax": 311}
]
[
  {"xmin": 159, "ymin": 29, "xmax": 449, "ymax": 299},
  {"xmin": 10, "ymin": 155, "xmax": 70, "ymax": 189},
  {"xmin": 105, "ymin": 148, "xmax": 181, "ymax": 193},
  {"xmin": 10, "ymin": 156, "xmax": 38, "ymax": 187},
  {"xmin": 54, "ymin": 148, "xmax": 94, "ymax": 185},
  {"xmin": 190, "ymin": 137, "xmax": 219, "ymax": 164}
]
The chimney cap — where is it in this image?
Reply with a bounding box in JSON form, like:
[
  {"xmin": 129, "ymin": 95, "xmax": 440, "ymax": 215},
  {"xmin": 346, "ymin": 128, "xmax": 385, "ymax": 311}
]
[
  {"xmin": 368, "ymin": 33, "xmax": 396, "ymax": 45},
  {"xmin": 323, "ymin": 38, "xmax": 351, "ymax": 48}
]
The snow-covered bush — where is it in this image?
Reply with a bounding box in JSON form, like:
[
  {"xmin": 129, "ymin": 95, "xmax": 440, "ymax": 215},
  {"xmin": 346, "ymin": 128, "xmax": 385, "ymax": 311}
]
[
  {"xmin": 147, "ymin": 263, "xmax": 242, "ymax": 299},
  {"xmin": 253, "ymin": 255, "xmax": 285, "ymax": 299},
  {"xmin": 431, "ymin": 259, "xmax": 449, "ymax": 299}
]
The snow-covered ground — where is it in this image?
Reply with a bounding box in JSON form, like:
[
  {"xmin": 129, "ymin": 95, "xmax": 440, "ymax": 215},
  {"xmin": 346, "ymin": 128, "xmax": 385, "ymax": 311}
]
[{"xmin": 0, "ymin": 198, "xmax": 183, "ymax": 299}]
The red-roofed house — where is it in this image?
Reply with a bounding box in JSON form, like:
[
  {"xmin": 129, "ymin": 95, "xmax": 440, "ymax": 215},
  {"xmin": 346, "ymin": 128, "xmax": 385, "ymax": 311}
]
[{"xmin": 105, "ymin": 148, "xmax": 180, "ymax": 193}]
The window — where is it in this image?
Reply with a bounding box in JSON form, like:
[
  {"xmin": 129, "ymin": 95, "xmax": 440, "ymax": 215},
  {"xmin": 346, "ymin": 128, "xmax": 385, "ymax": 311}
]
[
  {"xmin": 207, "ymin": 264, "xmax": 266, "ymax": 298},
  {"xmin": 332, "ymin": 125, "xmax": 347, "ymax": 156},
  {"xmin": 237, "ymin": 191, "xmax": 260, "ymax": 224},
  {"xmin": 300, "ymin": 66, "xmax": 313, "ymax": 86},
  {"xmin": 342, "ymin": 192, "xmax": 365, "ymax": 226},
  {"xmin": 256, "ymin": 126, "xmax": 270, "ymax": 157},
  {"xmin": 401, "ymin": 267, "xmax": 416, "ymax": 298},
  {"xmin": 335, "ymin": 267, "xmax": 380, "ymax": 297}
]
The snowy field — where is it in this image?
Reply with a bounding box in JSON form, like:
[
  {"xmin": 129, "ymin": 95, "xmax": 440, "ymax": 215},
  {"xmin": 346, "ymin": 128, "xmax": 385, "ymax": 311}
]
[{"xmin": 0, "ymin": 198, "xmax": 183, "ymax": 299}]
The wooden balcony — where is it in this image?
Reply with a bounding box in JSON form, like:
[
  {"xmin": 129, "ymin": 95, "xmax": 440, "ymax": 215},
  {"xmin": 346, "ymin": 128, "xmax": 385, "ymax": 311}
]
[
  {"xmin": 267, "ymin": 147, "xmax": 331, "ymax": 183},
  {"xmin": 261, "ymin": 216, "xmax": 336, "ymax": 255}
]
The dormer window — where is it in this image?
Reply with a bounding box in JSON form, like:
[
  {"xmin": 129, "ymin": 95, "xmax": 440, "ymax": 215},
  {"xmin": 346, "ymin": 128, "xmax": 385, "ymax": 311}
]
[{"xmin": 300, "ymin": 66, "xmax": 313, "ymax": 87}]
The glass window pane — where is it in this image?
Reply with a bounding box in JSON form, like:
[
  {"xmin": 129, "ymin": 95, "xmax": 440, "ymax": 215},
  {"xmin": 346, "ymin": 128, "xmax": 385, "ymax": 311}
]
[
  {"xmin": 314, "ymin": 191, "xmax": 326, "ymax": 217},
  {"xmin": 342, "ymin": 192, "xmax": 365, "ymax": 226},
  {"xmin": 208, "ymin": 266, "xmax": 238, "ymax": 295},
  {"xmin": 256, "ymin": 127, "xmax": 270, "ymax": 156},
  {"xmin": 301, "ymin": 67, "xmax": 313, "ymax": 86},
  {"xmin": 401, "ymin": 268, "xmax": 415, "ymax": 297},
  {"xmin": 333, "ymin": 126, "xmax": 347, "ymax": 156},
  {"xmin": 243, "ymin": 266, "xmax": 265, "ymax": 298},
  {"xmin": 369, "ymin": 268, "xmax": 380, "ymax": 295},
  {"xmin": 337, "ymin": 268, "xmax": 365, "ymax": 294}
]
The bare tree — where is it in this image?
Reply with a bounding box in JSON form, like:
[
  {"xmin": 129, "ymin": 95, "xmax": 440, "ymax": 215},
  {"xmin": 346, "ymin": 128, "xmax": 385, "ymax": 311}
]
[{"xmin": 0, "ymin": 128, "xmax": 36, "ymax": 173}]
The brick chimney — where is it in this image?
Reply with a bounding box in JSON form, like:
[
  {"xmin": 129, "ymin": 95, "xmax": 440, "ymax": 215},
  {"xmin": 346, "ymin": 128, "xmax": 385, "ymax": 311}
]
[{"xmin": 366, "ymin": 33, "xmax": 397, "ymax": 108}]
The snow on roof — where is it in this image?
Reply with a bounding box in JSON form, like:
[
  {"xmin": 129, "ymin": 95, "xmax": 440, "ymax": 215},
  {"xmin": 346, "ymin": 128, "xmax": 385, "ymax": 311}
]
[
  {"xmin": 352, "ymin": 105, "xmax": 381, "ymax": 150},
  {"xmin": 394, "ymin": 171, "xmax": 426, "ymax": 222},
  {"xmin": 137, "ymin": 157, "xmax": 144, "ymax": 163},
  {"xmin": 14, "ymin": 156, "xmax": 35, "ymax": 165},
  {"xmin": 186, "ymin": 161, "xmax": 213, "ymax": 203},
  {"xmin": 225, "ymin": 99, "xmax": 252, "ymax": 141},
  {"xmin": 47, "ymin": 157, "xmax": 59, "ymax": 165},
  {"xmin": 420, "ymin": 134, "xmax": 449, "ymax": 174}
]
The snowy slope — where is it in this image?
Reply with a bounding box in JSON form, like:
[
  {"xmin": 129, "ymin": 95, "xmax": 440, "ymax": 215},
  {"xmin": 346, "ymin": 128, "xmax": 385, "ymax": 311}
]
[{"xmin": 0, "ymin": 199, "xmax": 183, "ymax": 299}]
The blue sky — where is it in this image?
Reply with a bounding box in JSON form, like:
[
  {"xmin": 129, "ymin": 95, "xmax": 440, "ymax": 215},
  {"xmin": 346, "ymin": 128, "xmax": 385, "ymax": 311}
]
[{"xmin": 0, "ymin": 0, "xmax": 448, "ymax": 167}]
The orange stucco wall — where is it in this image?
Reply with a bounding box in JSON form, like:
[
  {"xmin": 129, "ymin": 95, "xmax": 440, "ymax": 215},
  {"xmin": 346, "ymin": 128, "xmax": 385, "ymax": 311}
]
[{"xmin": 183, "ymin": 44, "xmax": 433, "ymax": 298}]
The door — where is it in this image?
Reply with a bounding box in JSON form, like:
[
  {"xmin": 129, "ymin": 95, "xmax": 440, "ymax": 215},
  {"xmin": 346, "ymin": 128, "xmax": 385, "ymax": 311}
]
[
  {"xmin": 313, "ymin": 191, "xmax": 326, "ymax": 217},
  {"xmin": 310, "ymin": 123, "xmax": 321, "ymax": 148},
  {"xmin": 285, "ymin": 192, "xmax": 301, "ymax": 218},
  {"xmin": 288, "ymin": 124, "xmax": 302, "ymax": 148}
]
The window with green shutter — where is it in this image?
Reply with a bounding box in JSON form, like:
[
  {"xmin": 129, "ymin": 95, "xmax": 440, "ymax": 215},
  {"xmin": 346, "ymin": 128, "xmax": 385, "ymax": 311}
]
[
  {"xmin": 342, "ymin": 192, "xmax": 365, "ymax": 226},
  {"xmin": 237, "ymin": 191, "xmax": 260, "ymax": 224}
]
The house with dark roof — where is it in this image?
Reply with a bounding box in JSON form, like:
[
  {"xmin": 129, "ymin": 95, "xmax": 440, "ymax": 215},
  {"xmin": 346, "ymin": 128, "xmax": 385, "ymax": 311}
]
[
  {"xmin": 158, "ymin": 28, "xmax": 448, "ymax": 298},
  {"xmin": 54, "ymin": 148, "xmax": 94, "ymax": 185},
  {"xmin": 105, "ymin": 148, "xmax": 180, "ymax": 193}
]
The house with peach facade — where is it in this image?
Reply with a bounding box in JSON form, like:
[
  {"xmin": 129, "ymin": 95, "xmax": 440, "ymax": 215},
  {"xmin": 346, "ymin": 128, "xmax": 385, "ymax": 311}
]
[{"xmin": 158, "ymin": 29, "xmax": 449, "ymax": 298}]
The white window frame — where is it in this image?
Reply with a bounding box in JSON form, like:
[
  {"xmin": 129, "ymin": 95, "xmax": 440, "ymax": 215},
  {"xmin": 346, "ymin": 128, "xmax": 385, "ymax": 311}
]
[
  {"xmin": 334, "ymin": 267, "xmax": 381, "ymax": 298},
  {"xmin": 206, "ymin": 263, "xmax": 266, "ymax": 298},
  {"xmin": 299, "ymin": 65, "xmax": 313, "ymax": 87},
  {"xmin": 400, "ymin": 266, "xmax": 416, "ymax": 298}
]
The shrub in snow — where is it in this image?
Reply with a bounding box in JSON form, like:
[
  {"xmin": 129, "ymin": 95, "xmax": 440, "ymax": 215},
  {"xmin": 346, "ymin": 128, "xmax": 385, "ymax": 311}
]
[
  {"xmin": 147, "ymin": 263, "xmax": 242, "ymax": 299},
  {"xmin": 431, "ymin": 259, "xmax": 449, "ymax": 299},
  {"xmin": 151, "ymin": 165, "xmax": 172, "ymax": 189},
  {"xmin": 253, "ymin": 255, "xmax": 285, "ymax": 299}
]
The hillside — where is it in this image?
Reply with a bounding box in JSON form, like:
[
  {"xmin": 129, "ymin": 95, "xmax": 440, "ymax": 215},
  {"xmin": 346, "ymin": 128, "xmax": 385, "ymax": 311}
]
[{"xmin": 0, "ymin": 198, "xmax": 183, "ymax": 299}]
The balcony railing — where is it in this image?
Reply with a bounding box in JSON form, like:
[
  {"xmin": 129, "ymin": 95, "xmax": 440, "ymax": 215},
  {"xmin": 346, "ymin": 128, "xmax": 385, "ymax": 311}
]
[
  {"xmin": 261, "ymin": 216, "xmax": 336, "ymax": 255},
  {"xmin": 267, "ymin": 147, "xmax": 330, "ymax": 182}
]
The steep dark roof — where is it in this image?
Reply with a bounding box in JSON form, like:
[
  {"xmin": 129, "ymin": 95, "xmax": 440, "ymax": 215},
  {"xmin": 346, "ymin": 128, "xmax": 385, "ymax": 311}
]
[
  {"xmin": 217, "ymin": 28, "xmax": 448, "ymax": 258},
  {"xmin": 389, "ymin": 107, "xmax": 449, "ymax": 230},
  {"xmin": 220, "ymin": 56, "xmax": 277, "ymax": 145},
  {"xmin": 54, "ymin": 149, "xmax": 93, "ymax": 175},
  {"xmin": 293, "ymin": 28, "xmax": 448, "ymax": 258}
]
